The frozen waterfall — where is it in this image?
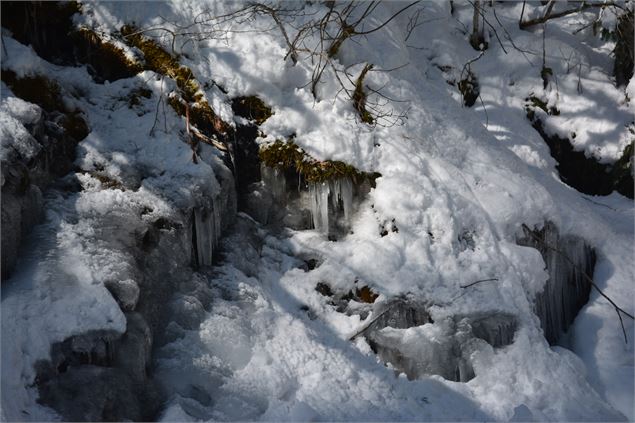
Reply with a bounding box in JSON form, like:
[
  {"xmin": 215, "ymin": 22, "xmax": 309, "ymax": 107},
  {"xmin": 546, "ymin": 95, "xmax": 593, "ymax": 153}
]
[
  {"xmin": 309, "ymin": 178, "xmax": 354, "ymax": 234},
  {"xmin": 518, "ymin": 222, "xmax": 595, "ymax": 344}
]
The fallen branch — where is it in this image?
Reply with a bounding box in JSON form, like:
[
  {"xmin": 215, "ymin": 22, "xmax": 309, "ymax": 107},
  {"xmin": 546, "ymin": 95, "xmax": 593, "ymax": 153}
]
[{"xmin": 460, "ymin": 278, "xmax": 499, "ymax": 289}]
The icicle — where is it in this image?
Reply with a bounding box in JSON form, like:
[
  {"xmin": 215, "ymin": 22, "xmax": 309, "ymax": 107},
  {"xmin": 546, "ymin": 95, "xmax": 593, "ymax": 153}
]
[
  {"xmin": 339, "ymin": 177, "xmax": 353, "ymax": 223},
  {"xmin": 261, "ymin": 164, "xmax": 286, "ymax": 201},
  {"xmin": 213, "ymin": 201, "xmax": 221, "ymax": 249},
  {"xmin": 193, "ymin": 206, "xmax": 219, "ymax": 267},
  {"xmin": 309, "ymin": 182, "xmax": 330, "ymax": 233},
  {"xmin": 518, "ymin": 222, "xmax": 594, "ymax": 344},
  {"xmin": 330, "ymin": 179, "xmax": 341, "ymax": 209}
]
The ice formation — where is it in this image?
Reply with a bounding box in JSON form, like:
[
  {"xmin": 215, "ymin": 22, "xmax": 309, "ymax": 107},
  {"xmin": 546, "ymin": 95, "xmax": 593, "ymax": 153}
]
[
  {"xmin": 518, "ymin": 222, "xmax": 595, "ymax": 344},
  {"xmin": 308, "ymin": 177, "xmax": 354, "ymax": 233},
  {"xmin": 260, "ymin": 164, "xmax": 286, "ymax": 201},
  {"xmin": 192, "ymin": 204, "xmax": 221, "ymax": 267},
  {"xmin": 358, "ymin": 301, "xmax": 517, "ymax": 382},
  {"xmin": 309, "ymin": 182, "xmax": 331, "ymax": 233}
]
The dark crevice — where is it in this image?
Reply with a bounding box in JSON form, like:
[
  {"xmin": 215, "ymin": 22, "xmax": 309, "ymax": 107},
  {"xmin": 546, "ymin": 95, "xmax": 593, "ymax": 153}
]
[{"xmin": 527, "ymin": 113, "xmax": 633, "ymax": 199}]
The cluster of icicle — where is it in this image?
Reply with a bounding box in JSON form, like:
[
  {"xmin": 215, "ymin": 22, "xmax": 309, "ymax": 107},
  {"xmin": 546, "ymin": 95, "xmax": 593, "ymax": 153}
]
[
  {"xmin": 193, "ymin": 204, "xmax": 221, "ymax": 267},
  {"xmin": 518, "ymin": 222, "xmax": 595, "ymax": 344},
  {"xmin": 261, "ymin": 164, "xmax": 286, "ymax": 201},
  {"xmin": 309, "ymin": 178, "xmax": 353, "ymax": 233}
]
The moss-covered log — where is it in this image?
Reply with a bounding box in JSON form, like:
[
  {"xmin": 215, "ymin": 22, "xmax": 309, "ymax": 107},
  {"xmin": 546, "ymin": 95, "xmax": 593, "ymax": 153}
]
[
  {"xmin": 259, "ymin": 139, "xmax": 379, "ymax": 184},
  {"xmin": 231, "ymin": 96, "xmax": 273, "ymax": 125}
]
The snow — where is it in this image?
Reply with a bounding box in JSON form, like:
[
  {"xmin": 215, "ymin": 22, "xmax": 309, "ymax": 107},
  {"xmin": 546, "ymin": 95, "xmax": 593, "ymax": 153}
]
[
  {"xmin": 2, "ymin": 0, "xmax": 633, "ymax": 421},
  {"xmin": 0, "ymin": 83, "xmax": 43, "ymax": 162}
]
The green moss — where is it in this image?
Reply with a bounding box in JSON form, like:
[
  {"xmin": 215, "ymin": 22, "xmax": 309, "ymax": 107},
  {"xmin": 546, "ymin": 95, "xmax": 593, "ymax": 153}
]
[
  {"xmin": 168, "ymin": 96, "xmax": 232, "ymax": 137},
  {"xmin": 259, "ymin": 139, "xmax": 378, "ymax": 184},
  {"xmin": 73, "ymin": 27, "xmax": 143, "ymax": 80},
  {"xmin": 231, "ymin": 96, "xmax": 273, "ymax": 125},
  {"xmin": 121, "ymin": 25, "xmax": 231, "ymax": 139},
  {"xmin": 525, "ymin": 95, "xmax": 560, "ymax": 118},
  {"xmin": 120, "ymin": 25, "xmax": 200, "ymax": 101}
]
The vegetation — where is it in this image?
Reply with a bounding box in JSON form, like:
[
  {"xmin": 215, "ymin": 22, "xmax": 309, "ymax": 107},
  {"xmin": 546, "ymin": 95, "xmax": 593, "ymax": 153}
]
[
  {"xmin": 525, "ymin": 95, "xmax": 559, "ymax": 120},
  {"xmin": 120, "ymin": 25, "xmax": 232, "ymax": 139},
  {"xmin": 72, "ymin": 27, "xmax": 143, "ymax": 81},
  {"xmin": 352, "ymin": 64, "xmax": 374, "ymax": 124},
  {"xmin": 231, "ymin": 96, "xmax": 273, "ymax": 125},
  {"xmin": 259, "ymin": 139, "xmax": 379, "ymax": 184}
]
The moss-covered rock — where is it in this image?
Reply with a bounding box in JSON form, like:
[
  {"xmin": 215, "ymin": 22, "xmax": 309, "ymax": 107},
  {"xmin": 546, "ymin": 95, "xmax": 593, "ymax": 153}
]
[
  {"xmin": 259, "ymin": 139, "xmax": 379, "ymax": 184},
  {"xmin": 231, "ymin": 96, "xmax": 273, "ymax": 125},
  {"xmin": 72, "ymin": 27, "xmax": 143, "ymax": 82}
]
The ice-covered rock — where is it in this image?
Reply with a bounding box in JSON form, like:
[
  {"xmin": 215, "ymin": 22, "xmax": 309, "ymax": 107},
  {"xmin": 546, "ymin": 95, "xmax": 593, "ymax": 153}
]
[
  {"xmin": 357, "ymin": 301, "xmax": 517, "ymax": 382},
  {"xmin": 518, "ymin": 222, "xmax": 595, "ymax": 344},
  {"xmin": 105, "ymin": 279, "xmax": 140, "ymax": 311}
]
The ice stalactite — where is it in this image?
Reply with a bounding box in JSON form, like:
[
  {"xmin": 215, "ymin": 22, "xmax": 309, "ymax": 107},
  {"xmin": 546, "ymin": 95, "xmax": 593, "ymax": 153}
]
[
  {"xmin": 261, "ymin": 164, "xmax": 286, "ymax": 201},
  {"xmin": 192, "ymin": 204, "xmax": 220, "ymax": 267},
  {"xmin": 518, "ymin": 222, "xmax": 595, "ymax": 345},
  {"xmin": 331, "ymin": 177, "xmax": 353, "ymax": 222},
  {"xmin": 309, "ymin": 182, "xmax": 331, "ymax": 233},
  {"xmin": 356, "ymin": 301, "xmax": 517, "ymax": 382},
  {"xmin": 309, "ymin": 177, "xmax": 354, "ymax": 234}
]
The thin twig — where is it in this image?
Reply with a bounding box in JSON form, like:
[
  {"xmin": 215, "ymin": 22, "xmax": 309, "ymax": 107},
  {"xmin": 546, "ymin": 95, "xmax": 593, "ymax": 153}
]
[{"xmin": 460, "ymin": 278, "xmax": 499, "ymax": 289}]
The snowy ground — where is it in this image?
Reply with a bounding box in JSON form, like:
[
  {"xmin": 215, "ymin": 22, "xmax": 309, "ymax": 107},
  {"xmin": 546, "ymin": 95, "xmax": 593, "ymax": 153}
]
[{"xmin": 2, "ymin": 0, "xmax": 634, "ymax": 421}]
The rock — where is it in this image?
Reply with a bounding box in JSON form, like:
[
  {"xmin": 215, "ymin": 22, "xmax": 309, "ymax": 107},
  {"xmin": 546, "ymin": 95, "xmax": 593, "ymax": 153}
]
[
  {"xmin": 170, "ymin": 294, "xmax": 206, "ymax": 330},
  {"xmin": 105, "ymin": 279, "xmax": 140, "ymax": 311},
  {"xmin": 38, "ymin": 365, "xmax": 142, "ymax": 422},
  {"xmin": 114, "ymin": 313, "xmax": 152, "ymax": 383}
]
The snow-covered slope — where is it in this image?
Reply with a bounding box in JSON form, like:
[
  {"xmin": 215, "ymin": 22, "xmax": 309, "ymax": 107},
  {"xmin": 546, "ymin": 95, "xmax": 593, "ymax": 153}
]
[{"xmin": 1, "ymin": 1, "xmax": 633, "ymax": 421}]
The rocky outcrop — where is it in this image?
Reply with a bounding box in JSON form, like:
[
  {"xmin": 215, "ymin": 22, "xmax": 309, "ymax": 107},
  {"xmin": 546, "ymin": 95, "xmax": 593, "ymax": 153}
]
[
  {"xmin": 33, "ymin": 167, "xmax": 236, "ymax": 420},
  {"xmin": 1, "ymin": 71, "xmax": 89, "ymax": 280}
]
